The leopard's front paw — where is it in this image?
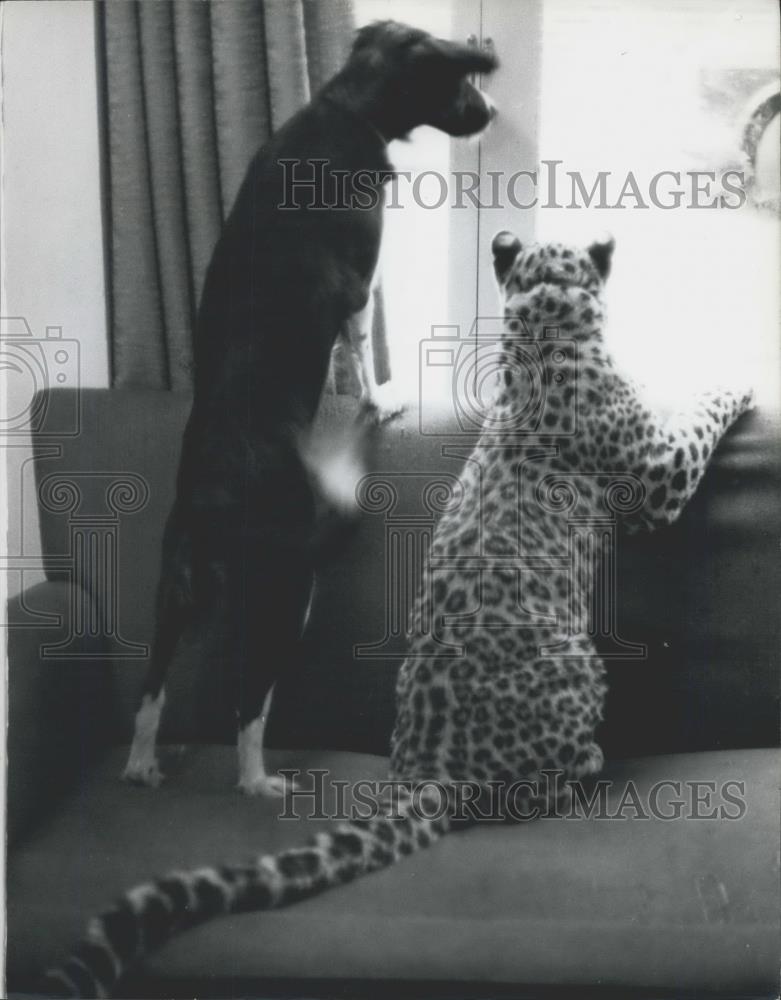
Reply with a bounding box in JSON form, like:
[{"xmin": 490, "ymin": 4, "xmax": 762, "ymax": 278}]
[{"xmin": 739, "ymin": 386, "xmax": 756, "ymax": 414}]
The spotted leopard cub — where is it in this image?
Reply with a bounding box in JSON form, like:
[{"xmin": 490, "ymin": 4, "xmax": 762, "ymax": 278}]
[
  {"xmin": 391, "ymin": 230, "xmax": 753, "ymax": 791},
  {"xmin": 42, "ymin": 233, "xmax": 754, "ymax": 998}
]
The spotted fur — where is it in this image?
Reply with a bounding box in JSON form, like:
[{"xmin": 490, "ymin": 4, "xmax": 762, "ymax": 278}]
[{"xmin": 42, "ymin": 233, "xmax": 754, "ymax": 997}]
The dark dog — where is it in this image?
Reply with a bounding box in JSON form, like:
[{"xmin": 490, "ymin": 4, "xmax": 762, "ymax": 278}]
[{"xmin": 123, "ymin": 20, "xmax": 498, "ymax": 795}]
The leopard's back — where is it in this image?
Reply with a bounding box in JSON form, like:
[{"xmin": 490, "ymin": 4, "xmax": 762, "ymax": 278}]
[{"xmin": 389, "ymin": 238, "xmax": 621, "ymax": 790}]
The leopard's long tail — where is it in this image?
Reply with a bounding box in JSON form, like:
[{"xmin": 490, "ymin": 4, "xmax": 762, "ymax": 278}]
[{"xmin": 41, "ymin": 784, "xmax": 464, "ymax": 998}]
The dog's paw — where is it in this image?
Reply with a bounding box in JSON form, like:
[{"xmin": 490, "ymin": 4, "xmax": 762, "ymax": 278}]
[
  {"xmin": 237, "ymin": 774, "xmax": 296, "ymax": 798},
  {"xmin": 363, "ymin": 383, "xmax": 405, "ymax": 424},
  {"xmin": 122, "ymin": 760, "xmax": 164, "ymax": 788}
]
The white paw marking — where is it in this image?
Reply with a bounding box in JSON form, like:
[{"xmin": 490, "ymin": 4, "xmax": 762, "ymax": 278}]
[
  {"xmin": 122, "ymin": 760, "xmax": 164, "ymax": 787},
  {"xmin": 303, "ymin": 426, "xmax": 367, "ymax": 515},
  {"xmin": 237, "ymin": 700, "xmax": 297, "ymax": 797},
  {"xmin": 316, "ymin": 444, "xmax": 364, "ymax": 512},
  {"xmin": 123, "ymin": 690, "xmax": 165, "ymax": 787},
  {"xmin": 237, "ymin": 773, "xmax": 296, "ymax": 798},
  {"xmin": 364, "ymin": 381, "xmax": 405, "ymax": 424}
]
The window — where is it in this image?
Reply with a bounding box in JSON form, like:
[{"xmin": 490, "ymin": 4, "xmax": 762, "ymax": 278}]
[
  {"xmin": 538, "ymin": 0, "xmax": 780, "ymax": 409},
  {"xmin": 355, "ymin": 1, "xmax": 463, "ymax": 396},
  {"xmin": 357, "ymin": 0, "xmax": 779, "ymax": 410}
]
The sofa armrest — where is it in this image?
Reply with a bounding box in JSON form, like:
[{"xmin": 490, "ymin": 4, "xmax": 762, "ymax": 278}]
[{"xmin": 6, "ymin": 581, "xmax": 116, "ymax": 845}]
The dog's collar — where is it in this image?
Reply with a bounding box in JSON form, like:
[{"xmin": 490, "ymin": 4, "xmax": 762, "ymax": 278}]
[{"xmin": 319, "ymin": 94, "xmax": 391, "ymax": 148}]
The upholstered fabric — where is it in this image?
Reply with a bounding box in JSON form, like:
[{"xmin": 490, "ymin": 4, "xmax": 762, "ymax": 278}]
[
  {"xmin": 6, "ymin": 582, "xmax": 114, "ymax": 846},
  {"xmin": 30, "ymin": 389, "xmax": 781, "ymax": 755},
  {"xmin": 8, "ymin": 388, "xmax": 780, "ymax": 996},
  {"xmin": 7, "ymin": 747, "xmax": 779, "ymax": 997}
]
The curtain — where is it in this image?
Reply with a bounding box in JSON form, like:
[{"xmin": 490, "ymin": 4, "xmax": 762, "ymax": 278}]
[{"xmin": 98, "ymin": 0, "xmax": 390, "ymax": 392}]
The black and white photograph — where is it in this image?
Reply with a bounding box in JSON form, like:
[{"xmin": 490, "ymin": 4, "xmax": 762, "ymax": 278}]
[{"xmin": 2, "ymin": 1, "xmax": 779, "ymax": 997}]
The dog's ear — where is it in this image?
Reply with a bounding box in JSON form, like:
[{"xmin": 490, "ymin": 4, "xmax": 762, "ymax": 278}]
[
  {"xmin": 492, "ymin": 231, "xmax": 521, "ymax": 284},
  {"xmin": 352, "ymin": 20, "xmax": 408, "ymax": 52},
  {"xmin": 350, "ymin": 21, "xmax": 403, "ymax": 74},
  {"xmin": 424, "ymin": 37, "xmax": 499, "ymax": 76},
  {"xmin": 587, "ymin": 234, "xmax": 615, "ymax": 279}
]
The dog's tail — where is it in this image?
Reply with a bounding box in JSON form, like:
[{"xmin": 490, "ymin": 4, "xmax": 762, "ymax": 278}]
[{"xmin": 40, "ymin": 784, "xmax": 464, "ymax": 998}]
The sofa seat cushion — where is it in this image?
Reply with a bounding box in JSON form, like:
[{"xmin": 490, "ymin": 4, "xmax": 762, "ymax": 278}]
[{"xmin": 8, "ymin": 746, "xmax": 779, "ymax": 997}]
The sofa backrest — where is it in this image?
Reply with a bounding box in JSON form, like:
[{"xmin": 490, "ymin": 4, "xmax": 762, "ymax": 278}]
[{"xmin": 31, "ymin": 388, "xmax": 780, "ymax": 756}]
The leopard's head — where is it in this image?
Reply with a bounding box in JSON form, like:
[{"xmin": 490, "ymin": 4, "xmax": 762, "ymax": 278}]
[
  {"xmin": 491, "ymin": 231, "xmax": 614, "ymax": 342},
  {"xmin": 479, "ymin": 232, "xmax": 615, "ymax": 432}
]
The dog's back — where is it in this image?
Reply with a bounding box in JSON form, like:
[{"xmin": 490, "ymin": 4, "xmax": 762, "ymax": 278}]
[{"xmin": 191, "ymin": 99, "xmax": 390, "ymax": 423}]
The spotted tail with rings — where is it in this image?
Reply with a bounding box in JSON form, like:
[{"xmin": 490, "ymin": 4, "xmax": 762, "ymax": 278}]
[{"xmin": 41, "ymin": 785, "xmax": 458, "ymax": 998}]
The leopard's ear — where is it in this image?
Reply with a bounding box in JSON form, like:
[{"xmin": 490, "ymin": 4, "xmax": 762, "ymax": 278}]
[
  {"xmin": 587, "ymin": 234, "xmax": 615, "ymax": 279},
  {"xmin": 492, "ymin": 231, "xmax": 522, "ymax": 284}
]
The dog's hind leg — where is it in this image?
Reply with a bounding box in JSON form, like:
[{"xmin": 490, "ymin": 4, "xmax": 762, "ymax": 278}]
[
  {"xmin": 122, "ymin": 591, "xmax": 187, "ymax": 787},
  {"xmin": 345, "ymin": 285, "xmax": 405, "ymax": 422},
  {"xmin": 233, "ymin": 553, "xmax": 314, "ymax": 797},
  {"xmin": 236, "ymin": 684, "xmax": 286, "ymax": 797},
  {"xmin": 123, "ymin": 515, "xmax": 192, "ymax": 787}
]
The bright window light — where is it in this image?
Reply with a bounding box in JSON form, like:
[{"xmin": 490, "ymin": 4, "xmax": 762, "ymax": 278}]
[
  {"xmin": 354, "ymin": 1, "xmax": 780, "ymax": 413},
  {"xmin": 355, "ymin": 1, "xmax": 456, "ymax": 398}
]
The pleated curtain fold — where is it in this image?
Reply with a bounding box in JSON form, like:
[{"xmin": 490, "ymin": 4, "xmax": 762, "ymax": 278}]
[{"xmin": 98, "ymin": 0, "xmax": 389, "ymax": 393}]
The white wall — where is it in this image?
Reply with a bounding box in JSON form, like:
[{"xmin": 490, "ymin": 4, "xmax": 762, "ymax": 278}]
[{"xmin": 1, "ymin": 0, "xmax": 108, "ymax": 600}]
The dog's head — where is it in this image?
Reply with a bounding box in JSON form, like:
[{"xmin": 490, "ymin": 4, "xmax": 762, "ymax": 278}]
[{"xmin": 345, "ymin": 21, "xmax": 498, "ymax": 139}]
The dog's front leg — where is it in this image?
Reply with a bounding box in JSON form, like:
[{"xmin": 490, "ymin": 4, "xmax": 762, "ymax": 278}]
[
  {"xmin": 123, "ymin": 689, "xmax": 166, "ymax": 786},
  {"xmin": 345, "ymin": 289, "xmax": 404, "ymax": 422}
]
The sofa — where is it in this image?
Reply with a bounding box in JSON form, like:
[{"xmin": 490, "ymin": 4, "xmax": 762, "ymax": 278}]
[{"xmin": 6, "ymin": 388, "xmax": 780, "ymax": 998}]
